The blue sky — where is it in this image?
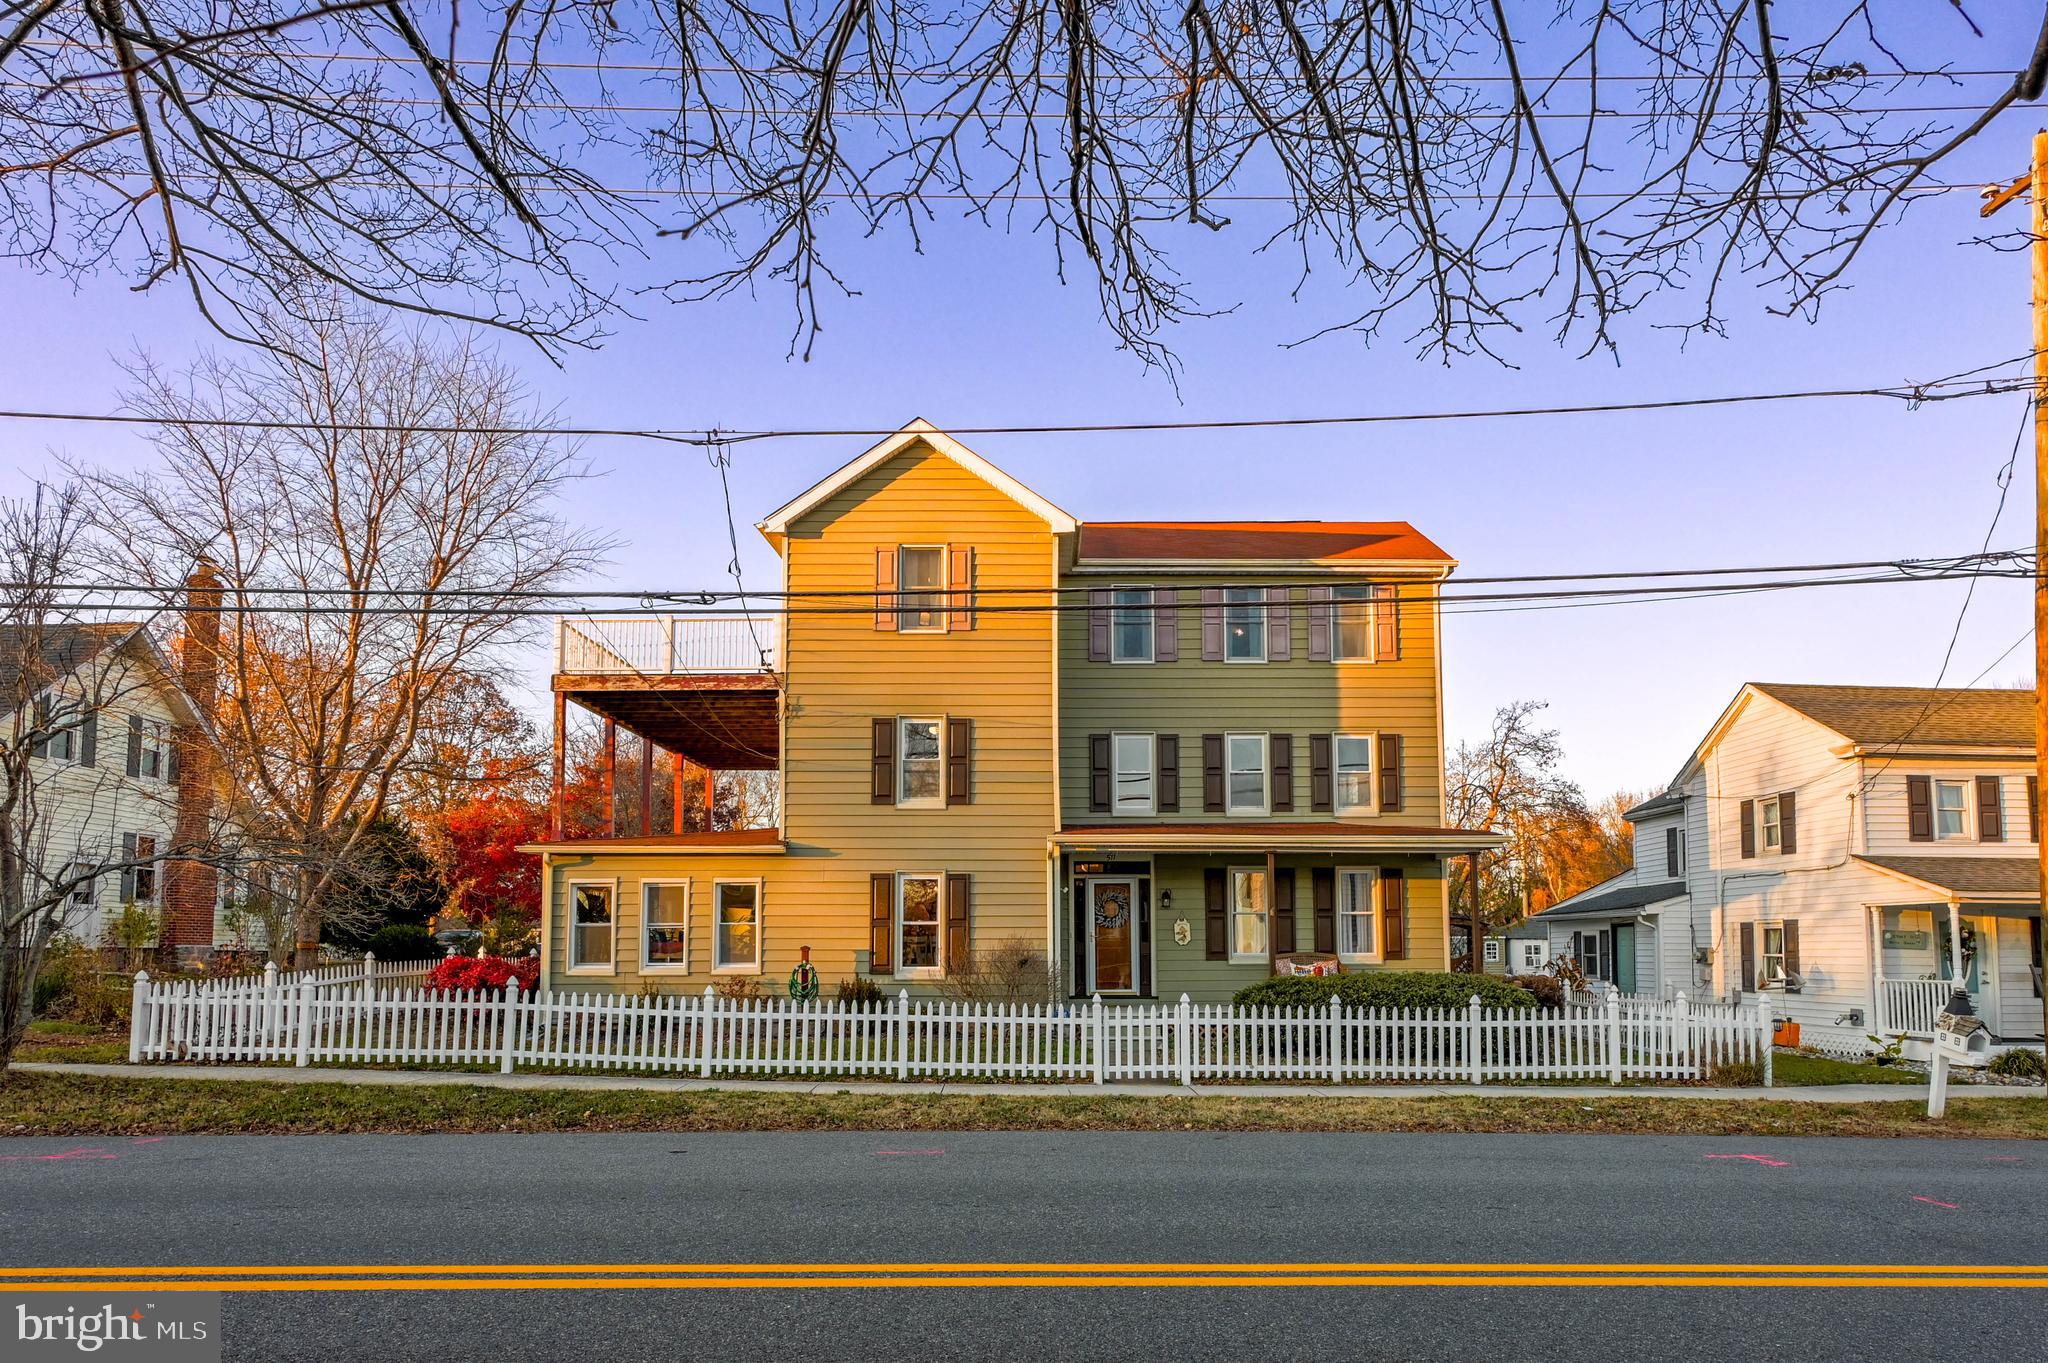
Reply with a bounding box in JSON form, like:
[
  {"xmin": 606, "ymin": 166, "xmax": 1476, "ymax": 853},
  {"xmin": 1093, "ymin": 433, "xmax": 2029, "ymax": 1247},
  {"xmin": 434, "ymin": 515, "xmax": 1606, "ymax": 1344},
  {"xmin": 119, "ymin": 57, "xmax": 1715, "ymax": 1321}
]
[{"xmin": 1, "ymin": 4, "xmax": 2039, "ymax": 799}]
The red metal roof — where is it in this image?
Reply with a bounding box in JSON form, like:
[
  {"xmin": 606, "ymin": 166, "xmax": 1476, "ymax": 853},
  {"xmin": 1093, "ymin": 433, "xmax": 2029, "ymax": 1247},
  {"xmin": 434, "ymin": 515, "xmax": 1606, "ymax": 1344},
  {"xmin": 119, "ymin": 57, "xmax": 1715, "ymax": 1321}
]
[
  {"xmin": 1077, "ymin": 521, "xmax": 1451, "ymax": 564},
  {"xmin": 1057, "ymin": 822, "xmax": 1492, "ymax": 839}
]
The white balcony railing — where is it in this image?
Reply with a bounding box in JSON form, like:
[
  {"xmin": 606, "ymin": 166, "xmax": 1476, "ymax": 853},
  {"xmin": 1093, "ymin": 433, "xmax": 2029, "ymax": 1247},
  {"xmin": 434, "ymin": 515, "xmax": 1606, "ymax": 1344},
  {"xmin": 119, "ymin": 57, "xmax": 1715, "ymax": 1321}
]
[
  {"xmin": 1875, "ymin": 977, "xmax": 1964, "ymax": 1037},
  {"xmin": 555, "ymin": 616, "xmax": 778, "ymax": 675}
]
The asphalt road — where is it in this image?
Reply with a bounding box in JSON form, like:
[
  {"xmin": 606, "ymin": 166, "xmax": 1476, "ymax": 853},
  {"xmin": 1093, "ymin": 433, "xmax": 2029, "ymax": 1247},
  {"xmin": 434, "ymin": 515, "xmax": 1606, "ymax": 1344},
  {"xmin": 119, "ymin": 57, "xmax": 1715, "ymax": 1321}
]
[{"xmin": 3, "ymin": 1129, "xmax": 2045, "ymax": 1362}]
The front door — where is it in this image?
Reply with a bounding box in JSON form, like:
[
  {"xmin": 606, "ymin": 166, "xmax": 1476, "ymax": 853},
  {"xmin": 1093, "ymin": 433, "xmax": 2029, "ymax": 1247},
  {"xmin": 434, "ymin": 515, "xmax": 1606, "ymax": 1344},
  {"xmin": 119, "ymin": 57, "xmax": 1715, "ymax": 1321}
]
[
  {"xmin": 1612, "ymin": 923, "xmax": 1637, "ymax": 995},
  {"xmin": 1086, "ymin": 877, "xmax": 1138, "ymax": 994}
]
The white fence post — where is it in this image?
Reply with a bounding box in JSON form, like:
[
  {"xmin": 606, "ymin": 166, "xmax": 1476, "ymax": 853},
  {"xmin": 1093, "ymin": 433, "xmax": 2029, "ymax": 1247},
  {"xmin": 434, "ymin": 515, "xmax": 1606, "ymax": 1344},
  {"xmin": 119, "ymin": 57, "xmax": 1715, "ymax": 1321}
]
[
  {"xmin": 261, "ymin": 962, "xmax": 279, "ymax": 1062},
  {"xmin": 1176, "ymin": 994, "xmax": 1193, "ymax": 1088},
  {"xmin": 293, "ymin": 978, "xmax": 312, "ymax": 1068},
  {"xmin": 1759, "ymin": 992, "xmax": 1774, "ymax": 1088},
  {"xmin": 499, "ymin": 978, "xmax": 519, "ymax": 1074},
  {"xmin": 895, "ymin": 990, "xmax": 910, "ymax": 1082},
  {"xmin": 1468, "ymin": 995, "xmax": 1483, "ymax": 1086},
  {"xmin": 127, "ymin": 971, "xmax": 150, "ymax": 1063},
  {"xmin": 701, "ymin": 987, "xmax": 717, "ymax": 1079},
  {"xmin": 1606, "ymin": 991, "xmax": 1623, "ymax": 1085},
  {"xmin": 1674, "ymin": 991, "xmax": 1690, "ymax": 1079},
  {"xmin": 1092, "ymin": 994, "xmax": 1105, "ymax": 1085}
]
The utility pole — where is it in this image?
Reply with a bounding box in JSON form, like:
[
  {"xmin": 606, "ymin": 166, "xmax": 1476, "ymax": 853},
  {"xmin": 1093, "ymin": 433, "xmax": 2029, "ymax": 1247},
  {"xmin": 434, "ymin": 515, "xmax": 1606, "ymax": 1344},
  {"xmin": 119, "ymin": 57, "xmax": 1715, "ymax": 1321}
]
[{"xmin": 1980, "ymin": 127, "xmax": 2048, "ymax": 1056}]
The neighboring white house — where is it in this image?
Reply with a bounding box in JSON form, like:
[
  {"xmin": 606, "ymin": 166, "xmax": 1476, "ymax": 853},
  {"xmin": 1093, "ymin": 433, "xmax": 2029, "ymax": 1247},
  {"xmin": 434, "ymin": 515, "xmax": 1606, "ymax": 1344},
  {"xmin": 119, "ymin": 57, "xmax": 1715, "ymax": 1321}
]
[
  {"xmin": 1483, "ymin": 919, "xmax": 1552, "ymax": 977},
  {"xmin": 1535, "ymin": 683, "xmax": 2043, "ymax": 1058}
]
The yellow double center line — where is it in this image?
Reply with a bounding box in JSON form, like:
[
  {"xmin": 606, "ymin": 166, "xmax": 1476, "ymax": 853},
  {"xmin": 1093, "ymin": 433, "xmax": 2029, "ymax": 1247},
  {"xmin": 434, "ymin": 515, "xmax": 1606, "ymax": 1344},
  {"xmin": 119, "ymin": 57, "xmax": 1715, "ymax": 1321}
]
[{"xmin": 2, "ymin": 1262, "xmax": 2046, "ymax": 1291}]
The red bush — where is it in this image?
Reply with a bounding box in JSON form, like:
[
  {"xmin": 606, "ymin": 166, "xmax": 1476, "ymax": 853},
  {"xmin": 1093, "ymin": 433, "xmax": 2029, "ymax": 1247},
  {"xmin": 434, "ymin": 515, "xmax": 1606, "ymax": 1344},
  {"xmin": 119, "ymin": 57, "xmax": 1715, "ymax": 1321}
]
[{"xmin": 426, "ymin": 954, "xmax": 539, "ymax": 996}]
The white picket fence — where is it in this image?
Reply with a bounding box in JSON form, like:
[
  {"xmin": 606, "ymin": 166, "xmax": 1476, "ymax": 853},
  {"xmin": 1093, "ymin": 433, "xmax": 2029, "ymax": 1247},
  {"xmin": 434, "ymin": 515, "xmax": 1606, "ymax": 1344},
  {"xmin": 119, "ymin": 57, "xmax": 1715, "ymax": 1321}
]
[{"xmin": 128, "ymin": 976, "xmax": 1773, "ymax": 1087}]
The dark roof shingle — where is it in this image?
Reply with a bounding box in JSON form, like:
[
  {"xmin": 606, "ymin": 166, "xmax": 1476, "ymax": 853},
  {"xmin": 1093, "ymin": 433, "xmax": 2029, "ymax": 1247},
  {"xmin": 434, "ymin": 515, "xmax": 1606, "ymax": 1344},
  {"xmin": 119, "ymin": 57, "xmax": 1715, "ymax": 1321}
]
[
  {"xmin": 1535, "ymin": 879, "xmax": 1689, "ymax": 920},
  {"xmin": 1077, "ymin": 521, "xmax": 1451, "ymax": 564},
  {"xmin": 0, "ymin": 623, "xmax": 136, "ymax": 702},
  {"xmin": 1855, "ymin": 855, "xmax": 2039, "ymax": 898},
  {"xmin": 1752, "ymin": 683, "xmax": 2031, "ymax": 749}
]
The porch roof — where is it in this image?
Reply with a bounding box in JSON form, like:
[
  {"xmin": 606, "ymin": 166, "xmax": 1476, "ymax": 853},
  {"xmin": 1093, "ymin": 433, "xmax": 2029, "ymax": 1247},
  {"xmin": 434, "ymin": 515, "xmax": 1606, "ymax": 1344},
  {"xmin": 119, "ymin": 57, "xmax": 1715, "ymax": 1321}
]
[
  {"xmin": 1532, "ymin": 879, "xmax": 1688, "ymax": 921},
  {"xmin": 1856, "ymin": 854, "xmax": 2040, "ymax": 905},
  {"xmin": 517, "ymin": 829, "xmax": 786, "ymax": 855},
  {"xmin": 1052, "ymin": 822, "xmax": 1504, "ymax": 853}
]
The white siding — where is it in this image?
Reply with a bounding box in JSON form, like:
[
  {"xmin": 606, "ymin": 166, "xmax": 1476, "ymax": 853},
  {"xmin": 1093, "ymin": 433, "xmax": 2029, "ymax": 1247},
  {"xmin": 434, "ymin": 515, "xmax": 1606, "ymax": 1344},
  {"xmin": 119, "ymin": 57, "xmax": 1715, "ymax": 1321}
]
[
  {"xmin": 1994, "ymin": 917, "xmax": 2042, "ymax": 1040},
  {"xmin": 1864, "ymin": 763, "xmax": 2035, "ymax": 855}
]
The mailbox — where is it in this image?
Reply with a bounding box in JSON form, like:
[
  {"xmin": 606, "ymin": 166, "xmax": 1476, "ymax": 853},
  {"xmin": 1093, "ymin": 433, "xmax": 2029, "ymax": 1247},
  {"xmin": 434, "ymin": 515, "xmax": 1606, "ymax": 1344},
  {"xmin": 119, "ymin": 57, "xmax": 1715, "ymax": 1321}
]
[{"xmin": 1933, "ymin": 989, "xmax": 1992, "ymax": 1068}]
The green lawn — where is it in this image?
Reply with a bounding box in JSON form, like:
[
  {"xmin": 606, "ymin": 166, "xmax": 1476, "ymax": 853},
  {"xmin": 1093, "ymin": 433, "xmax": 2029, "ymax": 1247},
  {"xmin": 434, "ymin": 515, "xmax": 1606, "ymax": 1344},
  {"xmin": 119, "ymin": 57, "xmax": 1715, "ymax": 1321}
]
[{"xmin": 1773, "ymin": 1051, "xmax": 1928, "ymax": 1087}]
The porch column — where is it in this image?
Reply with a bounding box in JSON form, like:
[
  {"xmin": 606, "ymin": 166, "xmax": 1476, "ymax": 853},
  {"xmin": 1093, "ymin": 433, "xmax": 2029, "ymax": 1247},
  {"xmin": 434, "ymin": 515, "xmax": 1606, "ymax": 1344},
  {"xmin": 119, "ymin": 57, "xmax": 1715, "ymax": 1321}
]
[
  {"xmin": 603, "ymin": 718, "xmax": 618, "ymax": 837},
  {"xmin": 1467, "ymin": 851, "xmax": 1482, "ymax": 973},
  {"xmin": 639, "ymin": 737, "xmax": 655, "ymax": 836},
  {"xmin": 1947, "ymin": 901, "xmax": 1963, "ymax": 982},
  {"xmin": 1266, "ymin": 849, "xmax": 1279, "ymax": 973},
  {"xmin": 705, "ymin": 766, "xmax": 718, "ymax": 832},
  {"xmin": 1868, "ymin": 906, "xmax": 1886, "ymax": 1030},
  {"xmin": 549, "ymin": 692, "xmax": 566, "ymax": 838},
  {"xmin": 671, "ymin": 752, "xmax": 685, "ymax": 834}
]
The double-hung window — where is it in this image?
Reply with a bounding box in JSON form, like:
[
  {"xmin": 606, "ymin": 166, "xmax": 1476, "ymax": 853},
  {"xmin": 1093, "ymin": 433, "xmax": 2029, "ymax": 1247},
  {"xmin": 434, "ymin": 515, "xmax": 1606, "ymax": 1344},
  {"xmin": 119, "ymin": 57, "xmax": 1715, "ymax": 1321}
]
[
  {"xmin": 896, "ymin": 873, "xmax": 943, "ymax": 978},
  {"xmin": 1332, "ymin": 584, "xmax": 1373, "ymax": 661},
  {"xmin": 1760, "ymin": 925, "xmax": 1787, "ymax": 986},
  {"xmin": 1230, "ymin": 867, "xmax": 1268, "ymax": 961},
  {"xmin": 642, "ymin": 882, "xmax": 689, "ymax": 970},
  {"xmin": 1484, "ymin": 939, "xmax": 1502, "ymax": 965},
  {"xmin": 1110, "ymin": 588, "xmax": 1153, "ymax": 663},
  {"xmin": 1334, "ymin": 734, "xmax": 1374, "ymax": 813},
  {"xmin": 897, "ymin": 718, "xmax": 943, "ymax": 807},
  {"xmin": 1226, "ymin": 734, "xmax": 1268, "ymax": 815},
  {"xmin": 1112, "ymin": 733, "xmax": 1155, "ymax": 815},
  {"xmin": 138, "ymin": 719, "xmax": 169, "ymax": 780},
  {"xmin": 1223, "ymin": 587, "xmax": 1266, "ymax": 661},
  {"xmin": 897, "ymin": 547, "xmax": 945, "ymax": 632},
  {"xmin": 1934, "ymin": 780, "xmax": 1971, "ymax": 840},
  {"xmin": 61, "ymin": 862, "xmax": 94, "ymax": 909},
  {"xmin": 713, "ymin": 880, "xmax": 761, "ymax": 972},
  {"xmin": 1578, "ymin": 930, "xmax": 1605, "ymax": 981},
  {"xmin": 568, "ymin": 882, "xmax": 614, "ymax": 970},
  {"xmin": 1759, "ymin": 796, "xmax": 1782, "ymax": 852},
  {"xmin": 128, "ymin": 834, "xmax": 158, "ymax": 904},
  {"xmin": 1337, "ymin": 868, "xmax": 1379, "ymax": 962}
]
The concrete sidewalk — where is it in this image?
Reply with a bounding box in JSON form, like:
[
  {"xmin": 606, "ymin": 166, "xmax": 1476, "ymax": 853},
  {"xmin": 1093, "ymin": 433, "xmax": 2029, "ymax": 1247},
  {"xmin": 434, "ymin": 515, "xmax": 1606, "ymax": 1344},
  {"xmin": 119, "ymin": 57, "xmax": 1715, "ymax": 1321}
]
[{"xmin": 19, "ymin": 1061, "xmax": 2041, "ymax": 1103}]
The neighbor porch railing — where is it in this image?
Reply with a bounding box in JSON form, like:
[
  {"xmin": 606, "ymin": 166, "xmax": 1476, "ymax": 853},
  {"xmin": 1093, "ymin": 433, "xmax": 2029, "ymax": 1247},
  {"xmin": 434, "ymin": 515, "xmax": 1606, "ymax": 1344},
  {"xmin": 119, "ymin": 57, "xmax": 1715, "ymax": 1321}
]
[
  {"xmin": 1875, "ymin": 977, "xmax": 1966, "ymax": 1037},
  {"xmin": 555, "ymin": 616, "xmax": 777, "ymax": 675},
  {"xmin": 129, "ymin": 977, "xmax": 1773, "ymax": 1086}
]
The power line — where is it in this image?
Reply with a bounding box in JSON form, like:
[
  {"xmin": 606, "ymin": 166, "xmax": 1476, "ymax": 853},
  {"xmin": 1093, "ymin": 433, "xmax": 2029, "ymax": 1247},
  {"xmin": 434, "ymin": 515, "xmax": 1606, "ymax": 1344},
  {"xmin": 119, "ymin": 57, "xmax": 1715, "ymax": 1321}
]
[{"xmin": 0, "ymin": 375, "xmax": 2030, "ymax": 448}]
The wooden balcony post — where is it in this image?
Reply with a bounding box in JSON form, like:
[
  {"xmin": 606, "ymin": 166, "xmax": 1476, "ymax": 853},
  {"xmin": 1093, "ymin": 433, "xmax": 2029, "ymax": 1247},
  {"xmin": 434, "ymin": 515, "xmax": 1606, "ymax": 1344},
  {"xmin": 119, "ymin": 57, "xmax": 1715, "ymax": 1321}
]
[
  {"xmin": 603, "ymin": 718, "xmax": 618, "ymax": 837},
  {"xmin": 672, "ymin": 751, "xmax": 686, "ymax": 834},
  {"xmin": 705, "ymin": 766, "xmax": 718, "ymax": 832},
  {"xmin": 639, "ymin": 735, "xmax": 655, "ymax": 836},
  {"xmin": 549, "ymin": 692, "xmax": 566, "ymax": 838}
]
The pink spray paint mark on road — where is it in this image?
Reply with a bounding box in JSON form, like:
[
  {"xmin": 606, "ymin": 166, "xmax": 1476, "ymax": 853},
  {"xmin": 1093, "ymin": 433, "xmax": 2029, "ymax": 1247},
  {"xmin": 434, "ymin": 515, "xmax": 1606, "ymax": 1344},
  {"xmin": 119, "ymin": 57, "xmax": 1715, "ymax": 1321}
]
[
  {"xmin": 1704, "ymin": 1154, "xmax": 1791, "ymax": 1167},
  {"xmin": 874, "ymin": 1149, "xmax": 946, "ymax": 1157},
  {"xmin": 0, "ymin": 1146, "xmax": 117, "ymax": 1163},
  {"xmin": 1986, "ymin": 1156, "xmax": 2022, "ymax": 1165},
  {"xmin": 130, "ymin": 1137, "xmax": 163, "ymax": 1145},
  {"xmin": 1912, "ymin": 1196, "xmax": 1961, "ymax": 1210}
]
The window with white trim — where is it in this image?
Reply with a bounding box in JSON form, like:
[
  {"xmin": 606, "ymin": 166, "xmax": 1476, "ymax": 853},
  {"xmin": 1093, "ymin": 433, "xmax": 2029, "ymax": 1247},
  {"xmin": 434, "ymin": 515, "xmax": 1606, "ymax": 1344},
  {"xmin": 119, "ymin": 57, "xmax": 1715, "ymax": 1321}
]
[
  {"xmin": 1226, "ymin": 734, "xmax": 1268, "ymax": 814},
  {"xmin": 713, "ymin": 881, "xmax": 761, "ymax": 971},
  {"xmin": 1112, "ymin": 733, "xmax": 1155, "ymax": 814},
  {"xmin": 897, "ymin": 547, "xmax": 945, "ymax": 632},
  {"xmin": 1223, "ymin": 587, "xmax": 1266, "ymax": 661},
  {"xmin": 138, "ymin": 719, "xmax": 169, "ymax": 780},
  {"xmin": 1760, "ymin": 925, "xmax": 1787, "ymax": 986},
  {"xmin": 1332, "ymin": 584, "xmax": 1373, "ymax": 661},
  {"xmin": 62, "ymin": 862, "xmax": 94, "ymax": 909},
  {"xmin": 1484, "ymin": 939, "xmax": 1502, "ymax": 964},
  {"xmin": 642, "ymin": 882, "xmax": 689, "ymax": 970},
  {"xmin": 897, "ymin": 718, "xmax": 943, "ymax": 807},
  {"xmin": 568, "ymin": 882, "xmax": 614, "ymax": 969},
  {"xmin": 1759, "ymin": 796, "xmax": 1782, "ymax": 852},
  {"xmin": 1334, "ymin": 734, "xmax": 1375, "ymax": 812},
  {"xmin": 1230, "ymin": 867, "xmax": 1268, "ymax": 961},
  {"xmin": 1577, "ymin": 930, "xmax": 1605, "ymax": 981},
  {"xmin": 129, "ymin": 834, "xmax": 157, "ymax": 904},
  {"xmin": 896, "ymin": 873, "xmax": 943, "ymax": 978},
  {"xmin": 1337, "ymin": 868, "xmax": 1378, "ymax": 962},
  {"xmin": 1110, "ymin": 588, "xmax": 1153, "ymax": 663},
  {"xmin": 1934, "ymin": 780, "xmax": 1971, "ymax": 840}
]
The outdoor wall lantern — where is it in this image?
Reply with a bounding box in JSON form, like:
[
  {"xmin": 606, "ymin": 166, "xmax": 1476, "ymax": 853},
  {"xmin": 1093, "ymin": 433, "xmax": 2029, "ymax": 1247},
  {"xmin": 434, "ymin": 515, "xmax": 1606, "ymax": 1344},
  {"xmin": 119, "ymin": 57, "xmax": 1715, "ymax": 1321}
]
[{"xmin": 1159, "ymin": 890, "xmax": 1172, "ymax": 912}]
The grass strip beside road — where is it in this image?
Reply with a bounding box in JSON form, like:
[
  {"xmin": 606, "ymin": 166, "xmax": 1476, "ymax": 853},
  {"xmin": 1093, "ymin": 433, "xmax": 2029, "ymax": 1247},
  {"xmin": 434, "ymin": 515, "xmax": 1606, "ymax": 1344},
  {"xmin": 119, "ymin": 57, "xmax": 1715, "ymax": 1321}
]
[{"xmin": 0, "ymin": 1071, "xmax": 2043, "ymax": 1139}]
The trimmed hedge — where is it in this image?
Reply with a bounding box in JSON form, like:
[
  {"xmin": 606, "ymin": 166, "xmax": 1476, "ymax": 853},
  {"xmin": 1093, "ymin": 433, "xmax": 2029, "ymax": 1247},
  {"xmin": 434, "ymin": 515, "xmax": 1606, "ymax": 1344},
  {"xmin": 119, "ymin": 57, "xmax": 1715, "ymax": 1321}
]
[
  {"xmin": 364, "ymin": 924, "xmax": 442, "ymax": 961},
  {"xmin": 1232, "ymin": 971, "xmax": 1537, "ymax": 1012}
]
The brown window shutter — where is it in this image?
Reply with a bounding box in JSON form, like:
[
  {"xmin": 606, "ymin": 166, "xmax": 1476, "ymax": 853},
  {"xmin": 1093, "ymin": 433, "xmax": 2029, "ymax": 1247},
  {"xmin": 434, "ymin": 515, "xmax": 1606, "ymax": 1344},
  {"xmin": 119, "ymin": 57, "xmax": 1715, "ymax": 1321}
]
[
  {"xmin": 1372, "ymin": 584, "xmax": 1400, "ymax": 660},
  {"xmin": 1665, "ymin": 826, "xmax": 1680, "ymax": 878},
  {"xmin": 1088, "ymin": 734, "xmax": 1111, "ymax": 812},
  {"xmin": 78, "ymin": 713, "xmax": 96, "ymax": 768},
  {"xmin": 1906, "ymin": 776, "xmax": 1933, "ymax": 842},
  {"xmin": 1376, "ymin": 733, "xmax": 1403, "ymax": 812},
  {"xmin": 945, "ymin": 873, "xmax": 972, "ymax": 971},
  {"xmin": 869, "ymin": 873, "xmax": 894, "ymax": 973},
  {"xmin": 1266, "ymin": 587, "xmax": 1292, "ymax": 660},
  {"xmin": 1157, "ymin": 734, "xmax": 1180, "ymax": 812},
  {"xmin": 1153, "ymin": 589, "xmax": 1179, "ymax": 661},
  {"xmin": 125, "ymin": 715, "xmax": 142, "ymax": 777},
  {"xmin": 870, "ymin": 718, "xmax": 895, "ymax": 804},
  {"xmin": 1088, "ymin": 589, "xmax": 1111, "ymax": 661},
  {"xmin": 1202, "ymin": 734, "xmax": 1225, "ymax": 812},
  {"xmin": 1783, "ymin": 918, "xmax": 1801, "ymax": 981},
  {"xmin": 947, "ymin": 546, "xmax": 975, "ymax": 631},
  {"xmin": 1312, "ymin": 867, "xmax": 1336, "ymax": 953},
  {"xmin": 874, "ymin": 548, "xmax": 898, "ymax": 631},
  {"xmin": 1778, "ymin": 791, "xmax": 1797, "ymax": 855},
  {"xmin": 1309, "ymin": 734, "xmax": 1332, "ymax": 812},
  {"xmin": 1380, "ymin": 868, "xmax": 1407, "ymax": 960},
  {"xmin": 1739, "ymin": 921, "xmax": 1755, "ymax": 992},
  {"xmin": 1204, "ymin": 867, "xmax": 1227, "ymax": 959},
  {"xmin": 1200, "ymin": 588, "xmax": 1224, "ymax": 660},
  {"xmin": 946, "ymin": 717, "xmax": 973, "ymax": 805},
  {"xmin": 1306, "ymin": 586, "xmax": 1332, "ymax": 661},
  {"xmin": 2029, "ymin": 775, "xmax": 2040, "ymax": 842},
  {"xmin": 1739, "ymin": 799, "xmax": 1756, "ymax": 858},
  {"xmin": 1977, "ymin": 775, "xmax": 2004, "ymax": 842},
  {"xmin": 1274, "ymin": 867, "xmax": 1296, "ymax": 956},
  {"xmin": 1271, "ymin": 734, "xmax": 1294, "ymax": 813}
]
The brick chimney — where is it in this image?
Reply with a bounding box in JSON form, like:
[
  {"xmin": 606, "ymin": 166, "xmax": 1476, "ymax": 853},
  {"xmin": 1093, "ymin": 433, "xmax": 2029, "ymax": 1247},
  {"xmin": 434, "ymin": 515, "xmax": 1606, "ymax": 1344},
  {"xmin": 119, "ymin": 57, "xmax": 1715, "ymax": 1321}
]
[{"xmin": 160, "ymin": 560, "xmax": 223, "ymax": 968}]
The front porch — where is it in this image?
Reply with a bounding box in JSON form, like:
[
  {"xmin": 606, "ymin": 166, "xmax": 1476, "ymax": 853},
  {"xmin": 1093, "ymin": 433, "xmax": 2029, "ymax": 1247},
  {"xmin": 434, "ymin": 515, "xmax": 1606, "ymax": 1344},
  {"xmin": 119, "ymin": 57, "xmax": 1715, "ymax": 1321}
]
[{"xmin": 1857, "ymin": 854, "xmax": 2043, "ymax": 1046}]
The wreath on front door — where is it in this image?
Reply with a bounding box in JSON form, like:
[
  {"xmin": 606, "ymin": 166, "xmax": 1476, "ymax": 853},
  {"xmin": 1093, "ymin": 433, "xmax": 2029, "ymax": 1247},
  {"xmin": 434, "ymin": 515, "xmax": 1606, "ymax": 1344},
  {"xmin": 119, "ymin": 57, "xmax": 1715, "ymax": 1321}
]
[{"xmin": 1094, "ymin": 887, "xmax": 1131, "ymax": 931}]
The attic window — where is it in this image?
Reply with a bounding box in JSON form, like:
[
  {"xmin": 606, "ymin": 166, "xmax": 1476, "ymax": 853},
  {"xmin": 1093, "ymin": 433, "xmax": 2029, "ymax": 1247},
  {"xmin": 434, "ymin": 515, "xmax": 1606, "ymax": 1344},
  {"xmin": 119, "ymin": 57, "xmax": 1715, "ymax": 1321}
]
[{"xmin": 898, "ymin": 547, "xmax": 945, "ymax": 632}]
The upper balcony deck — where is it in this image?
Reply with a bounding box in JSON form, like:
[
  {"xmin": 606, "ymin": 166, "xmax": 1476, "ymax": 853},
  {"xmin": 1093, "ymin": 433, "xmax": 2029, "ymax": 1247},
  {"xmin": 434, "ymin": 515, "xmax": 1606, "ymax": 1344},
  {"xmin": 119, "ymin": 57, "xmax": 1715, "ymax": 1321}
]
[{"xmin": 552, "ymin": 616, "xmax": 781, "ymax": 771}]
